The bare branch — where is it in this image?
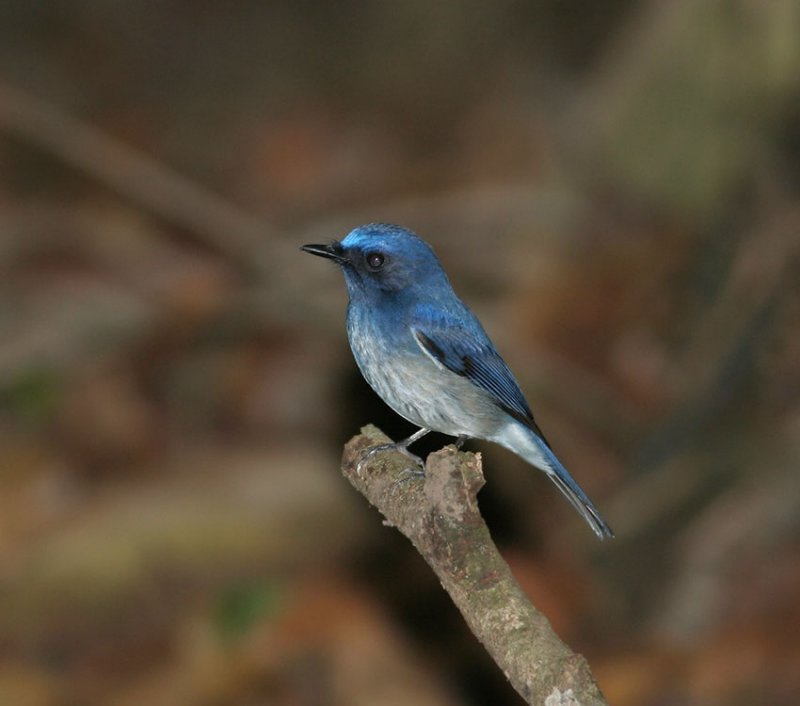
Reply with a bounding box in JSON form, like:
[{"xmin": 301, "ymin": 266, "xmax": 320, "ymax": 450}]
[
  {"xmin": 0, "ymin": 79, "xmax": 271, "ymax": 274},
  {"xmin": 342, "ymin": 425, "xmax": 609, "ymax": 705}
]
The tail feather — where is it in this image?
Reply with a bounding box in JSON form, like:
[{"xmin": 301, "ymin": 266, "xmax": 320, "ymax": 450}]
[
  {"xmin": 494, "ymin": 422, "xmax": 614, "ymax": 539},
  {"xmin": 544, "ymin": 463, "xmax": 614, "ymax": 539}
]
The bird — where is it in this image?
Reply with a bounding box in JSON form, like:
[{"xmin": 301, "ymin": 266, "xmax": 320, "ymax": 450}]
[{"xmin": 301, "ymin": 223, "xmax": 613, "ymax": 539}]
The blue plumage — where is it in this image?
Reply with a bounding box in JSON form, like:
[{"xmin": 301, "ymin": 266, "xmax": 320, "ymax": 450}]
[{"xmin": 302, "ymin": 223, "xmax": 613, "ymax": 539}]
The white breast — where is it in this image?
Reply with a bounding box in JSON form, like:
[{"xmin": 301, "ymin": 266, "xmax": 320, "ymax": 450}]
[{"xmin": 347, "ymin": 320, "xmax": 505, "ymax": 439}]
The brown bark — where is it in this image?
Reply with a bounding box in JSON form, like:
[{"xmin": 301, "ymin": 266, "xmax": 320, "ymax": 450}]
[{"xmin": 342, "ymin": 425, "xmax": 609, "ymax": 705}]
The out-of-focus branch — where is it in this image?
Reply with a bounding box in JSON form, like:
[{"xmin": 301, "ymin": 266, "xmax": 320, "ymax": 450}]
[
  {"xmin": 342, "ymin": 425, "xmax": 609, "ymax": 706},
  {"xmin": 0, "ymin": 79, "xmax": 271, "ymax": 275}
]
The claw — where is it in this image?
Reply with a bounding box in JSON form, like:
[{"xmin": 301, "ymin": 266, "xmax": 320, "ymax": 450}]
[
  {"xmin": 356, "ymin": 441, "xmax": 424, "ymax": 477},
  {"xmin": 355, "ymin": 427, "xmax": 433, "ymax": 478},
  {"xmin": 392, "ymin": 464, "xmax": 426, "ymax": 486}
]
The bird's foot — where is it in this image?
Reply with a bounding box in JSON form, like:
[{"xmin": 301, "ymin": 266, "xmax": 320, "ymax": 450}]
[
  {"xmin": 454, "ymin": 435, "xmax": 468, "ymax": 450},
  {"xmin": 392, "ymin": 464, "xmax": 426, "ymax": 487},
  {"xmin": 356, "ymin": 442, "xmax": 425, "ymax": 478}
]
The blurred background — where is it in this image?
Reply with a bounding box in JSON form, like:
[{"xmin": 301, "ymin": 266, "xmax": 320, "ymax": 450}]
[{"xmin": 0, "ymin": 1, "xmax": 799, "ymax": 704}]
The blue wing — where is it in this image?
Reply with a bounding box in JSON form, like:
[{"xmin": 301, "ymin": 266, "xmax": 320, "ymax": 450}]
[{"xmin": 410, "ymin": 304, "xmax": 550, "ymax": 445}]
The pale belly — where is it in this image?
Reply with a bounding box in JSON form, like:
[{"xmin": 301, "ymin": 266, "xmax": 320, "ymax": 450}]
[{"xmin": 348, "ymin": 328, "xmax": 505, "ymax": 439}]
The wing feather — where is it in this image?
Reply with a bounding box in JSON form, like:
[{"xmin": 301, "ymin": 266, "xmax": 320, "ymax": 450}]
[{"xmin": 411, "ymin": 305, "xmax": 550, "ymax": 445}]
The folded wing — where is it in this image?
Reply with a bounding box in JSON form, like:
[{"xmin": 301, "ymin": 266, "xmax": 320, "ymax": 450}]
[{"xmin": 411, "ymin": 304, "xmax": 550, "ymax": 446}]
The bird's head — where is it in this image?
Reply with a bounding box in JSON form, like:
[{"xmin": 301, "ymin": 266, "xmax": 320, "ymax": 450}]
[{"xmin": 301, "ymin": 223, "xmax": 450, "ymax": 299}]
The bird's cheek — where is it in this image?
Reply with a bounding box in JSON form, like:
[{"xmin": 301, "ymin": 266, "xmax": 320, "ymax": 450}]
[{"xmin": 343, "ymin": 272, "xmax": 368, "ymax": 296}]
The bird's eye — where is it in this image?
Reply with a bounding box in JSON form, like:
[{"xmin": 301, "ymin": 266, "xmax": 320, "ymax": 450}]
[{"xmin": 366, "ymin": 252, "xmax": 385, "ymax": 270}]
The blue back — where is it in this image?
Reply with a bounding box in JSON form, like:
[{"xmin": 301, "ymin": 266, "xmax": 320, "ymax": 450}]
[{"xmin": 336, "ymin": 224, "xmax": 543, "ymax": 438}]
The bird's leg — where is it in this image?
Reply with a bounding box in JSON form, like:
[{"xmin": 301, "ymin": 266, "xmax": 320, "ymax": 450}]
[
  {"xmin": 397, "ymin": 427, "xmax": 432, "ymax": 449},
  {"xmin": 454, "ymin": 435, "xmax": 469, "ymax": 450},
  {"xmin": 357, "ymin": 428, "xmax": 430, "ymax": 477}
]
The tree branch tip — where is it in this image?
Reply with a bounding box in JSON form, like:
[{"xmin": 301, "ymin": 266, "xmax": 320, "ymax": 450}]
[
  {"xmin": 430, "ymin": 445, "xmax": 486, "ymax": 494},
  {"xmin": 344, "ymin": 427, "xmax": 487, "ymax": 504}
]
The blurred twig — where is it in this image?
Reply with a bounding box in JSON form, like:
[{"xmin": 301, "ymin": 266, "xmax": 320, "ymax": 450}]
[
  {"xmin": 621, "ymin": 211, "xmax": 799, "ymax": 496},
  {"xmin": 0, "ymin": 79, "xmax": 272, "ymax": 276},
  {"xmin": 343, "ymin": 425, "xmax": 609, "ymax": 706}
]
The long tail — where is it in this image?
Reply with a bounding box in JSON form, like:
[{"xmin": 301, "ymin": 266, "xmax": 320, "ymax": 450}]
[
  {"xmin": 495, "ymin": 423, "xmax": 614, "ymax": 539},
  {"xmin": 542, "ymin": 449, "xmax": 614, "ymax": 539}
]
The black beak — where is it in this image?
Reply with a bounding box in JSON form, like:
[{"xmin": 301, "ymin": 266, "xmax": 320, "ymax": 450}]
[{"xmin": 300, "ymin": 242, "xmax": 348, "ymax": 263}]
